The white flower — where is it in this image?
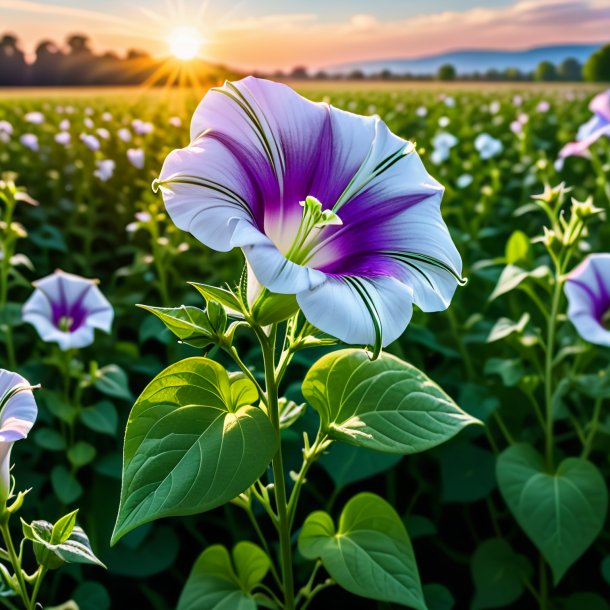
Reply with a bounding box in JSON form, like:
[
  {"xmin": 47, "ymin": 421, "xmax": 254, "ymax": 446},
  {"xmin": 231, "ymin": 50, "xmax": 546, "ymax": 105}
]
[
  {"xmin": 489, "ymin": 101, "xmax": 501, "ymax": 114},
  {"xmin": 94, "ymin": 159, "xmax": 115, "ymax": 182},
  {"xmin": 20, "ymin": 134, "xmax": 39, "ymax": 151},
  {"xmin": 513, "ymin": 95, "xmax": 523, "ymax": 107},
  {"xmin": 96, "ymin": 128, "xmax": 110, "ymax": 140},
  {"xmin": 80, "ymin": 133, "xmax": 100, "ymax": 151},
  {"xmin": 430, "ymin": 132, "xmax": 458, "ymax": 164},
  {"xmin": 85, "ymin": 107, "xmax": 94, "ymax": 116},
  {"xmin": 54, "ymin": 131, "xmax": 71, "ymax": 146},
  {"xmin": 22, "ymin": 270, "xmax": 113, "ymax": 351},
  {"xmin": 438, "ymin": 116, "xmax": 450, "ymax": 128},
  {"xmin": 169, "ymin": 116, "xmax": 182, "ymax": 128},
  {"xmin": 0, "ymin": 121, "xmax": 13, "ymax": 136},
  {"xmin": 127, "ymin": 148, "xmax": 145, "ymax": 169},
  {"xmin": 132, "ymin": 119, "xmax": 153, "ymax": 135},
  {"xmin": 510, "ymin": 120, "xmax": 523, "ymax": 135},
  {"xmin": 117, "ymin": 128, "xmax": 132, "ymax": 142},
  {"xmin": 25, "ymin": 112, "xmax": 44, "ymax": 124},
  {"xmin": 416, "ymin": 106, "xmax": 427, "ymax": 118},
  {"xmin": 59, "ymin": 119, "xmax": 70, "ymax": 130},
  {"xmin": 444, "ymin": 96, "xmax": 455, "ymax": 108},
  {"xmin": 84, "ymin": 117, "xmax": 94, "ymax": 129},
  {"xmin": 456, "ymin": 174, "xmax": 473, "ymax": 189},
  {"xmin": 102, "ymin": 112, "xmax": 112, "ymax": 122},
  {"xmin": 474, "ymin": 133, "xmax": 503, "ymax": 160},
  {"xmin": 537, "ymin": 101, "xmax": 550, "ymax": 113}
]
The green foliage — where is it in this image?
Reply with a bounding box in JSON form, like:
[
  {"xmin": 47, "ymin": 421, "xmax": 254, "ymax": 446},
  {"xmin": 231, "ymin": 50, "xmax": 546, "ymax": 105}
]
[
  {"xmin": 497, "ymin": 444, "xmax": 608, "ymax": 583},
  {"xmin": 112, "ymin": 357, "xmax": 277, "ymax": 542},
  {"xmin": 437, "ymin": 64, "xmax": 456, "ymax": 81},
  {"xmin": 298, "ymin": 493, "xmax": 426, "ymax": 608},
  {"xmin": 303, "ymin": 348, "xmax": 479, "ymax": 454},
  {"xmin": 583, "ymin": 44, "xmax": 610, "ymax": 82}
]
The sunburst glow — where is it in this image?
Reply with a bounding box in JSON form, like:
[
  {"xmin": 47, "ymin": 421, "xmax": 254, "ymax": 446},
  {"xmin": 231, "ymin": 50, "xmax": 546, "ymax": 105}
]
[{"xmin": 168, "ymin": 26, "xmax": 203, "ymax": 61}]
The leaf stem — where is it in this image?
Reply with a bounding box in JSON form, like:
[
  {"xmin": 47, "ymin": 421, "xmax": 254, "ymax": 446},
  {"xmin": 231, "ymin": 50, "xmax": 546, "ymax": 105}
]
[{"xmin": 0, "ymin": 519, "xmax": 31, "ymax": 608}]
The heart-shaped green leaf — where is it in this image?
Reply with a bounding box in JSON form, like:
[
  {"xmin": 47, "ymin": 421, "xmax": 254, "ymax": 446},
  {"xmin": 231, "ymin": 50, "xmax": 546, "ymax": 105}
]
[
  {"xmin": 497, "ymin": 444, "xmax": 608, "ymax": 584},
  {"xmin": 112, "ymin": 358, "xmax": 277, "ymax": 543},
  {"xmin": 302, "ymin": 349, "xmax": 479, "ymax": 454},
  {"xmin": 177, "ymin": 542, "xmax": 269, "ymax": 610},
  {"xmin": 298, "ymin": 492, "xmax": 427, "ymax": 609}
]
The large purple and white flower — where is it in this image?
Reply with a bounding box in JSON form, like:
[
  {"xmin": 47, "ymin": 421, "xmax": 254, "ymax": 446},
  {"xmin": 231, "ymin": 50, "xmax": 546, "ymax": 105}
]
[
  {"xmin": 0, "ymin": 370, "xmax": 37, "ymax": 503},
  {"xmin": 157, "ymin": 77, "xmax": 463, "ymax": 350},
  {"xmin": 565, "ymin": 254, "xmax": 610, "ymax": 348},
  {"xmin": 22, "ymin": 270, "xmax": 114, "ymax": 351},
  {"xmin": 559, "ymin": 90, "xmax": 610, "ymax": 161}
]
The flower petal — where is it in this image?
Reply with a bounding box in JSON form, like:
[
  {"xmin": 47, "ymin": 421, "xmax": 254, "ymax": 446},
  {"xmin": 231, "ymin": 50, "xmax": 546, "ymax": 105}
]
[
  {"xmin": 297, "ymin": 275, "xmax": 414, "ymax": 347},
  {"xmin": 0, "ymin": 370, "xmax": 37, "ymax": 442}
]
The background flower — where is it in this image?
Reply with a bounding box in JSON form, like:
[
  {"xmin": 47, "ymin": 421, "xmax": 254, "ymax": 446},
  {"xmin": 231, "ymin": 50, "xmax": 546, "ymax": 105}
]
[
  {"xmin": 0, "ymin": 370, "xmax": 37, "ymax": 503},
  {"xmin": 22, "ymin": 270, "xmax": 114, "ymax": 351},
  {"xmin": 565, "ymin": 253, "xmax": 610, "ymax": 347}
]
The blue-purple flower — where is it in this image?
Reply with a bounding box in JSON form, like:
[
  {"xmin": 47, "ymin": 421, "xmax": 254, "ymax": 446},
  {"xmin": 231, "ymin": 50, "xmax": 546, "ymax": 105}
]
[
  {"xmin": 0, "ymin": 370, "xmax": 38, "ymax": 503},
  {"xmin": 22, "ymin": 270, "xmax": 113, "ymax": 351},
  {"xmin": 157, "ymin": 77, "xmax": 463, "ymax": 349},
  {"xmin": 559, "ymin": 90, "xmax": 610, "ymax": 161},
  {"xmin": 565, "ymin": 254, "xmax": 610, "ymax": 348}
]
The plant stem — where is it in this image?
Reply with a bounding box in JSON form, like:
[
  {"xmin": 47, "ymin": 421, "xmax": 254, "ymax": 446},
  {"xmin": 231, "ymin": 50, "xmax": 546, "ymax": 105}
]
[
  {"xmin": 258, "ymin": 325, "xmax": 295, "ymax": 610},
  {"xmin": 29, "ymin": 567, "xmax": 47, "ymax": 610},
  {"xmin": 0, "ymin": 521, "xmax": 31, "ymax": 608},
  {"xmin": 582, "ymin": 398, "xmax": 603, "ymax": 459}
]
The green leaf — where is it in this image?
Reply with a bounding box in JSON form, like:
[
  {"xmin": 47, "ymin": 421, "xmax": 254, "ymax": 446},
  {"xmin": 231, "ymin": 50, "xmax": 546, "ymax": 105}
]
[
  {"xmin": 423, "ymin": 584, "xmax": 454, "ymax": 610},
  {"xmin": 52, "ymin": 510, "xmax": 78, "ymax": 544},
  {"xmin": 177, "ymin": 542, "xmax": 269, "ymax": 610},
  {"xmin": 562, "ymin": 593, "xmax": 610, "ymax": 610},
  {"xmin": 298, "ymin": 492, "xmax": 427, "ymax": 609},
  {"xmin": 112, "ymin": 358, "xmax": 277, "ymax": 543},
  {"xmin": 73, "ymin": 582, "xmax": 111, "ymax": 610},
  {"xmin": 486, "ymin": 313, "xmax": 530, "ymax": 343},
  {"xmin": 497, "ymin": 444, "xmax": 608, "ymax": 584},
  {"xmin": 94, "ymin": 365, "xmax": 133, "ymax": 401},
  {"xmin": 471, "ymin": 539, "xmax": 532, "ymax": 609},
  {"xmin": 488, "ymin": 265, "xmax": 549, "ymax": 302},
  {"xmin": 51, "ymin": 466, "xmax": 83, "ymax": 504},
  {"xmin": 319, "ymin": 442, "xmax": 402, "ymax": 488},
  {"xmin": 138, "ymin": 304, "xmax": 216, "ymax": 348},
  {"xmin": 505, "ymin": 230, "xmax": 531, "ymax": 265},
  {"xmin": 67, "ymin": 442, "xmax": 97, "ymax": 468},
  {"xmin": 34, "ymin": 428, "xmax": 66, "ymax": 451},
  {"xmin": 602, "ymin": 555, "xmax": 610, "ymax": 585},
  {"xmin": 302, "ymin": 349, "xmax": 479, "ymax": 454},
  {"xmin": 189, "ymin": 282, "xmax": 243, "ymax": 315},
  {"xmin": 80, "ymin": 401, "xmax": 118, "ymax": 436}
]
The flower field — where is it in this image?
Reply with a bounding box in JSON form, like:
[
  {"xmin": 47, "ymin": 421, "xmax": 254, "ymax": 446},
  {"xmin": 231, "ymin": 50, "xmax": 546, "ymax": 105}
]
[{"xmin": 1, "ymin": 80, "xmax": 610, "ymax": 609}]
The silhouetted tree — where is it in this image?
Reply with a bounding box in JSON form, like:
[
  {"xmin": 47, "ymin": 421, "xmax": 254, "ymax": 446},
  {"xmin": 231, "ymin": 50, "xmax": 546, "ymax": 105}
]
[
  {"xmin": 437, "ymin": 63, "xmax": 456, "ymax": 81},
  {"xmin": 0, "ymin": 34, "xmax": 27, "ymax": 85},
  {"xmin": 583, "ymin": 44, "xmax": 610, "ymax": 82},
  {"xmin": 558, "ymin": 58, "xmax": 582, "ymax": 81},
  {"xmin": 31, "ymin": 40, "xmax": 63, "ymax": 86},
  {"xmin": 348, "ymin": 69, "xmax": 365, "ymax": 80},
  {"xmin": 534, "ymin": 61, "xmax": 557, "ymax": 81},
  {"xmin": 290, "ymin": 66, "xmax": 308, "ymax": 79}
]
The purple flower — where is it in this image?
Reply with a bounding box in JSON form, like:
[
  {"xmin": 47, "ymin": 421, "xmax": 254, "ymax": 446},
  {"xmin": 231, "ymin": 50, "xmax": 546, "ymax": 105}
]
[
  {"xmin": 474, "ymin": 133, "xmax": 503, "ymax": 160},
  {"xmin": 559, "ymin": 90, "xmax": 610, "ymax": 161},
  {"xmin": 20, "ymin": 134, "xmax": 39, "ymax": 152},
  {"xmin": 127, "ymin": 148, "xmax": 145, "ymax": 169},
  {"xmin": 565, "ymin": 254, "xmax": 610, "ymax": 347},
  {"xmin": 94, "ymin": 159, "xmax": 115, "ymax": 182},
  {"xmin": 22, "ymin": 270, "xmax": 113, "ymax": 351},
  {"xmin": 0, "ymin": 370, "xmax": 37, "ymax": 502},
  {"xmin": 157, "ymin": 77, "xmax": 462, "ymax": 349}
]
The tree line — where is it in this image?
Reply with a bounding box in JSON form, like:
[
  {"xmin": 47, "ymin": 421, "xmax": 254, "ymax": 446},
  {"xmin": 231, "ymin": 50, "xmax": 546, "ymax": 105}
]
[{"xmin": 0, "ymin": 33, "xmax": 236, "ymax": 87}]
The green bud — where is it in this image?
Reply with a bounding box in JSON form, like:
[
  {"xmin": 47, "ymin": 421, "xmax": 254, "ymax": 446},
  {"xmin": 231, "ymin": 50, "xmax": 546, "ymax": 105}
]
[
  {"xmin": 571, "ymin": 196, "xmax": 603, "ymax": 221},
  {"xmin": 251, "ymin": 289, "xmax": 299, "ymax": 326}
]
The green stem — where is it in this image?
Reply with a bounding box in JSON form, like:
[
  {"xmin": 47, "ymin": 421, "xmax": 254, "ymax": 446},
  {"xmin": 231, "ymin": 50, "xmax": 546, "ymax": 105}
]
[
  {"xmin": 539, "ymin": 553, "xmax": 548, "ymax": 610},
  {"xmin": 0, "ymin": 521, "xmax": 31, "ymax": 608},
  {"xmin": 582, "ymin": 398, "xmax": 603, "ymax": 459},
  {"xmin": 28, "ymin": 567, "xmax": 47, "ymax": 610},
  {"xmin": 222, "ymin": 344, "xmax": 267, "ymax": 406},
  {"xmin": 258, "ymin": 325, "xmax": 295, "ymax": 610},
  {"xmin": 243, "ymin": 504, "xmax": 282, "ymax": 589}
]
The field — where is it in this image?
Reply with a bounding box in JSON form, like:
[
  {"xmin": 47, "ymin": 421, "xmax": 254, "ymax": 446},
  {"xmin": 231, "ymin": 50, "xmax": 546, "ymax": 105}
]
[{"xmin": 1, "ymin": 80, "xmax": 609, "ymax": 610}]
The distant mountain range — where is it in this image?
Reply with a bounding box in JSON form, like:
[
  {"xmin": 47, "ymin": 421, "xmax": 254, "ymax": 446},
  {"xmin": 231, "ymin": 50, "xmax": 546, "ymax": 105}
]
[{"xmin": 326, "ymin": 44, "xmax": 600, "ymax": 76}]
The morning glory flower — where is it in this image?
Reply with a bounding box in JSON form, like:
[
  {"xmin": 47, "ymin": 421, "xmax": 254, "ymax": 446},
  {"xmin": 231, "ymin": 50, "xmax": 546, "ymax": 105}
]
[
  {"xmin": 22, "ymin": 270, "xmax": 113, "ymax": 351},
  {"xmin": 127, "ymin": 148, "xmax": 145, "ymax": 169},
  {"xmin": 559, "ymin": 90, "xmax": 610, "ymax": 161},
  {"xmin": 430, "ymin": 132, "xmax": 458, "ymax": 164},
  {"xmin": 0, "ymin": 370, "xmax": 38, "ymax": 503},
  {"xmin": 132, "ymin": 119, "xmax": 153, "ymax": 135},
  {"xmin": 474, "ymin": 133, "xmax": 503, "ymax": 160},
  {"xmin": 94, "ymin": 159, "xmax": 115, "ymax": 182},
  {"xmin": 24, "ymin": 111, "xmax": 44, "ymax": 124},
  {"xmin": 84, "ymin": 117, "xmax": 94, "ymax": 130},
  {"xmin": 55, "ymin": 131, "xmax": 71, "ymax": 146},
  {"xmin": 80, "ymin": 133, "xmax": 100, "ymax": 152},
  {"xmin": 157, "ymin": 77, "xmax": 463, "ymax": 350},
  {"xmin": 565, "ymin": 254, "xmax": 610, "ymax": 348},
  {"xmin": 20, "ymin": 134, "xmax": 39, "ymax": 152},
  {"xmin": 59, "ymin": 119, "xmax": 70, "ymax": 130},
  {"xmin": 96, "ymin": 128, "xmax": 111, "ymax": 140},
  {"xmin": 117, "ymin": 128, "xmax": 132, "ymax": 142}
]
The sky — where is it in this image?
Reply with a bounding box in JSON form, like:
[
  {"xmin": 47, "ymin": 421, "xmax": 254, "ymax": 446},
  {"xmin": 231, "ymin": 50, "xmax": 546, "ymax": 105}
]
[{"xmin": 1, "ymin": 0, "xmax": 609, "ymax": 70}]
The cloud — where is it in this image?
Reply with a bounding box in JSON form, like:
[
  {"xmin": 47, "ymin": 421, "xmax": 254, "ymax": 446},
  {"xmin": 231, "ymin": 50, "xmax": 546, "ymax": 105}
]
[
  {"xmin": 213, "ymin": 0, "xmax": 610, "ymax": 70},
  {"xmin": 0, "ymin": 0, "xmax": 129, "ymax": 25}
]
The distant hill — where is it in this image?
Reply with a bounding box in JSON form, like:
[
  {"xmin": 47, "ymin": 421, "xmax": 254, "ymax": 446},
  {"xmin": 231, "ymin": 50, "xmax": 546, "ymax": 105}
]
[{"xmin": 326, "ymin": 44, "xmax": 600, "ymax": 76}]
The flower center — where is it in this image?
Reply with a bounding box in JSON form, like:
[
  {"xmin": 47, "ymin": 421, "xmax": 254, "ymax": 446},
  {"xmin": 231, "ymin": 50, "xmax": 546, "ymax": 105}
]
[
  {"xmin": 603, "ymin": 308, "xmax": 610, "ymax": 330},
  {"xmin": 284, "ymin": 196, "xmax": 342, "ymax": 265},
  {"xmin": 58, "ymin": 315, "xmax": 75, "ymax": 332}
]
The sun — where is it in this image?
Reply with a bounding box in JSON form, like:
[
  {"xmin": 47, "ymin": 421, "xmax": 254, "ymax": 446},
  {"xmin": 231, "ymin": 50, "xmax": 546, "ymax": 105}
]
[{"xmin": 168, "ymin": 26, "xmax": 203, "ymax": 61}]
